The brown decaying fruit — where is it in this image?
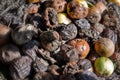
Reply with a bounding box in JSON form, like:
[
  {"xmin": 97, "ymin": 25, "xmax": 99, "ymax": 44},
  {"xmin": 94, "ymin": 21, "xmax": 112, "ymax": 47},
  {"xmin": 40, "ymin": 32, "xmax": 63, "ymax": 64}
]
[
  {"xmin": 95, "ymin": 2, "xmax": 107, "ymax": 14},
  {"xmin": 109, "ymin": 0, "xmax": 120, "ymax": 6},
  {"xmin": 43, "ymin": 8, "xmax": 58, "ymax": 28},
  {"xmin": 34, "ymin": 72, "xmax": 54, "ymax": 80},
  {"xmin": 95, "ymin": 38, "xmax": 115, "ymax": 57},
  {"xmin": 87, "ymin": 6, "xmax": 101, "ymax": 23},
  {"xmin": 0, "ymin": 44, "xmax": 21, "ymax": 63},
  {"xmin": 58, "ymin": 44, "xmax": 79, "ymax": 64},
  {"xmin": 68, "ymin": 39, "xmax": 90, "ymax": 59},
  {"xmin": 67, "ymin": 0, "xmax": 88, "ymax": 19},
  {"xmin": 87, "ymin": 2, "xmax": 107, "ymax": 23},
  {"xmin": 0, "ymin": 24, "xmax": 11, "ymax": 46},
  {"xmin": 27, "ymin": 4, "xmax": 40, "ymax": 14},
  {"xmin": 11, "ymin": 24, "xmax": 36, "ymax": 45},
  {"xmin": 51, "ymin": 0, "xmax": 67, "ymax": 13},
  {"xmin": 29, "ymin": 0, "xmax": 40, "ymax": 3},
  {"xmin": 40, "ymin": 30, "xmax": 60, "ymax": 52},
  {"xmin": 110, "ymin": 52, "xmax": 120, "ymax": 74}
]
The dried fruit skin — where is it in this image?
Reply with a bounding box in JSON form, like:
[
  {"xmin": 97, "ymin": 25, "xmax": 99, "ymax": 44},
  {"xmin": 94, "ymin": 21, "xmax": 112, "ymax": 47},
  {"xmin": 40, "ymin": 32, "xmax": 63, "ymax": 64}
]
[
  {"xmin": 43, "ymin": 8, "xmax": 58, "ymax": 28},
  {"xmin": 102, "ymin": 8, "xmax": 117, "ymax": 27},
  {"xmin": 51, "ymin": 0, "xmax": 67, "ymax": 13},
  {"xmin": 58, "ymin": 44, "xmax": 79, "ymax": 63},
  {"xmin": 37, "ymin": 49, "xmax": 57, "ymax": 64},
  {"xmin": 59, "ymin": 73, "xmax": 76, "ymax": 80},
  {"xmin": 67, "ymin": 0, "xmax": 88, "ymax": 19},
  {"xmin": 59, "ymin": 23, "xmax": 77, "ymax": 41},
  {"xmin": 95, "ymin": 2, "xmax": 107, "ymax": 14},
  {"xmin": 77, "ymin": 59, "xmax": 93, "ymax": 72},
  {"xmin": 11, "ymin": 24, "xmax": 37, "ymax": 45},
  {"xmin": 22, "ymin": 40, "xmax": 39, "ymax": 61},
  {"xmin": 79, "ymin": 28, "xmax": 101, "ymax": 40},
  {"xmin": 29, "ymin": 0, "xmax": 40, "ymax": 3},
  {"xmin": 87, "ymin": 2, "xmax": 107, "ymax": 24},
  {"xmin": 74, "ymin": 19, "xmax": 91, "ymax": 29},
  {"xmin": 110, "ymin": 53, "xmax": 120, "ymax": 74},
  {"xmin": 33, "ymin": 72, "xmax": 54, "ymax": 80},
  {"xmin": 27, "ymin": 4, "xmax": 40, "ymax": 14},
  {"xmin": 48, "ymin": 65, "xmax": 60, "ymax": 76},
  {"xmin": 108, "ymin": 0, "xmax": 120, "ymax": 6},
  {"xmin": 33, "ymin": 57, "xmax": 49, "ymax": 72},
  {"xmin": 76, "ymin": 71, "xmax": 99, "ymax": 80},
  {"xmin": 92, "ymin": 23, "xmax": 105, "ymax": 34},
  {"xmin": 0, "ymin": 0, "xmax": 120, "ymax": 79},
  {"xmin": 87, "ymin": 6, "xmax": 101, "ymax": 23},
  {"xmin": 102, "ymin": 28, "xmax": 117, "ymax": 44},
  {"xmin": 40, "ymin": 30, "xmax": 60, "ymax": 52},
  {"xmin": 95, "ymin": 38, "xmax": 115, "ymax": 57},
  {"xmin": 63, "ymin": 63, "xmax": 79, "ymax": 74},
  {"xmin": 68, "ymin": 39, "xmax": 90, "ymax": 59},
  {"xmin": 0, "ymin": 44, "xmax": 21, "ymax": 63},
  {"xmin": 10, "ymin": 56, "xmax": 32, "ymax": 80},
  {"xmin": 0, "ymin": 24, "xmax": 11, "ymax": 46}
]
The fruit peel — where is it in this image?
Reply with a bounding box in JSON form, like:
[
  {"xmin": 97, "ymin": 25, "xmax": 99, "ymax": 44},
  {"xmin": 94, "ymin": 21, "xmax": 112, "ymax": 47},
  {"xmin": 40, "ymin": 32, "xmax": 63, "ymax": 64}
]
[{"xmin": 94, "ymin": 57, "xmax": 114, "ymax": 77}]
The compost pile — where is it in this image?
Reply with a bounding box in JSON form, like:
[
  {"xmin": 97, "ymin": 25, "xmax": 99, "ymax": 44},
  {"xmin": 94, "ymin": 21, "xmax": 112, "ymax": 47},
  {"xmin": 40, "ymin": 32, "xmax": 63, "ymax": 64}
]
[{"xmin": 0, "ymin": 0, "xmax": 120, "ymax": 80}]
